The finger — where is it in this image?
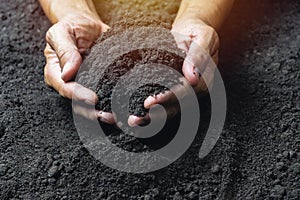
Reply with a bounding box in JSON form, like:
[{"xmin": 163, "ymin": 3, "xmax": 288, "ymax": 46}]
[
  {"xmin": 101, "ymin": 23, "xmax": 111, "ymax": 33},
  {"xmin": 73, "ymin": 101, "xmax": 114, "ymax": 123},
  {"xmin": 98, "ymin": 111, "xmax": 115, "ymax": 124},
  {"xmin": 77, "ymin": 38, "xmax": 94, "ymax": 54},
  {"xmin": 179, "ymin": 27, "xmax": 219, "ymax": 87},
  {"xmin": 144, "ymin": 91, "xmax": 176, "ymax": 109},
  {"xmin": 44, "ymin": 44, "xmax": 65, "ymax": 87},
  {"xmin": 193, "ymin": 61, "xmax": 216, "ymax": 93},
  {"xmin": 44, "ymin": 45, "xmax": 98, "ymax": 104},
  {"xmin": 46, "ymin": 23, "xmax": 82, "ymax": 81},
  {"xmin": 73, "ymin": 103, "xmax": 98, "ymax": 121},
  {"xmin": 128, "ymin": 115, "xmax": 147, "ymax": 127},
  {"xmin": 45, "ymin": 64, "xmax": 98, "ymax": 104},
  {"xmin": 128, "ymin": 104, "xmax": 180, "ymax": 127},
  {"xmin": 170, "ymin": 30, "xmax": 192, "ymax": 52},
  {"xmin": 66, "ymin": 82, "xmax": 98, "ymax": 105},
  {"xmin": 144, "ymin": 78, "xmax": 190, "ymax": 109},
  {"xmin": 188, "ymin": 47, "xmax": 218, "ymax": 93},
  {"xmin": 182, "ymin": 42, "xmax": 212, "ymax": 87}
]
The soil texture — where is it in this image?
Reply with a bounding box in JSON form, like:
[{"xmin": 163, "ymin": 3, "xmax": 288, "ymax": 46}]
[{"xmin": 0, "ymin": 0, "xmax": 299, "ymax": 199}]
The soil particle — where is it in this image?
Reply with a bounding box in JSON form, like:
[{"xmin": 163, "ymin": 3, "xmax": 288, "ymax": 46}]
[
  {"xmin": 211, "ymin": 164, "xmax": 221, "ymax": 174},
  {"xmin": 173, "ymin": 192, "xmax": 183, "ymax": 200},
  {"xmin": 282, "ymin": 151, "xmax": 289, "ymax": 158},
  {"xmin": 45, "ymin": 154, "xmax": 54, "ymax": 169},
  {"xmin": 0, "ymin": 124, "xmax": 4, "ymax": 139},
  {"xmin": 27, "ymin": 3, "xmax": 38, "ymax": 14},
  {"xmin": 47, "ymin": 178, "xmax": 56, "ymax": 184},
  {"xmin": 0, "ymin": 164, "xmax": 7, "ymax": 176},
  {"xmin": 272, "ymin": 179, "xmax": 280, "ymax": 185},
  {"xmin": 149, "ymin": 188, "xmax": 159, "ymax": 197},
  {"xmin": 188, "ymin": 191, "xmax": 197, "ymax": 199},
  {"xmin": 276, "ymin": 153, "xmax": 283, "ymax": 161},
  {"xmin": 290, "ymin": 189, "xmax": 300, "ymax": 199},
  {"xmin": 52, "ymin": 160, "xmax": 60, "ymax": 166},
  {"xmin": 270, "ymin": 185, "xmax": 286, "ymax": 198},
  {"xmin": 53, "ymin": 154, "xmax": 61, "ymax": 160},
  {"xmin": 289, "ymin": 151, "xmax": 297, "ymax": 159},
  {"xmin": 267, "ymin": 171, "xmax": 277, "ymax": 180},
  {"xmin": 276, "ymin": 162, "xmax": 287, "ymax": 171},
  {"xmin": 47, "ymin": 165, "xmax": 59, "ymax": 178},
  {"xmin": 47, "ymin": 162, "xmax": 64, "ymax": 179},
  {"xmin": 289, "ymin": 163, "xmax": 300, "ymax": 175},
  {"xmin": 1, "ymin": 14, "xmax": 7, "ymax": 21}
]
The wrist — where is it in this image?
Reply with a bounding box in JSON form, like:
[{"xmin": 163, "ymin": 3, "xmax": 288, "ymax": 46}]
[
  {"xmin": 174, "ymin": 0, "xmax": 234, "ymax": 31},
  {"xmin": 49, "ymin": 0, "xmax": 101, "ymax": 23},
  {"xmin": 174, "ymin": 1, "xmax": 218, "ymax": 30}
]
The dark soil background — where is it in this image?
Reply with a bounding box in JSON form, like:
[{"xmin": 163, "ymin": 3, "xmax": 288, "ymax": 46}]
[{"xmin": 1, "ymin": 0, "xmax": 299, "ymax": 199}]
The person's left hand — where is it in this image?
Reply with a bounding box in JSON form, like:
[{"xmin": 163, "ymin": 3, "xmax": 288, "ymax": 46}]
[{"xmin": 127, "ymin": 17, "xmax": 220, "ymax": 127}]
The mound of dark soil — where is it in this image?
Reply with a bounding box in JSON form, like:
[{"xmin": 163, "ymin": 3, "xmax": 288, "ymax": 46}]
[
  {"xmin": 78, "ymin": 25, "xmax": 185, "ymax": 117},
  {"xmin": 76, "ymin": 24, "xmax": 188, "ymax": 153}
]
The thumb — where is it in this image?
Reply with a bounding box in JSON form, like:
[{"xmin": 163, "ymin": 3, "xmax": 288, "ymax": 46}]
[
  {"xmin": 46, "ymin": 23, "xmax": 82, "ymax": 81},
  {"xmin": 60, "ymin": 51, "xmax": 82, "ymax": 82},
  {"xmin": 182, "ymin": 42, "xmax": 211, "ymax": 86}
]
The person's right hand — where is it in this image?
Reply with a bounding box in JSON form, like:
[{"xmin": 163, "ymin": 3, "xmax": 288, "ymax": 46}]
[{"xmin": 43, "ymin": 12, "xmax": 115, "ymax": 123}]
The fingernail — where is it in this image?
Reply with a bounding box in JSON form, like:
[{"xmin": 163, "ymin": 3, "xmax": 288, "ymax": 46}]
[
  {"xmin": 97, "ymin": 111, "xmax": 103, "ymax": 119},
  {"xmin": 117, "ymin": 121, "xmax": 123, "ymax": 129},
  {"xmin": 193, "ymin": 71, "xmax": 199, "ymax": 79},
  {"xmin": 98, "ymin": 116, "xmax": 110, "ymax": 124},
  {"xmin": 144, "ymin": 96, "xmax": 156, "ymax": 108},
  {"xmin": 128, "ymin": 116, "xmax": 136, "ymax": 127},
  {"xmin": 97, "ymin": 111, "xmax": 112, "ymax": 124},
  {"xmin": 194, "ymin": 67, "xmax": 202, "ymax": 79},
  {"xmin": 184, "ymin": 59, "xmax": 197, "ymax": 78}
]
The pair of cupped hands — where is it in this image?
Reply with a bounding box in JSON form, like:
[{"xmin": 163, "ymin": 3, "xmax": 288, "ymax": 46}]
[{"xmin": 44, "ymin": 11, "xmax": 219, "ymax": 127}]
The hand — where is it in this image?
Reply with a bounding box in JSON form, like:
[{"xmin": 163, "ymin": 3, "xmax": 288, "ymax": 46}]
[
  {"xmin": 127, "ymin": 17, "xmax": 220, "ymax": 127},
  {"xmin": 43, "ymin": 12, "xmax": 114, "ymax": 123}
]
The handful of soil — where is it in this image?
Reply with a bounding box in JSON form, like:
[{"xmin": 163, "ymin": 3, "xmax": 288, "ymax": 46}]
[{"xmin": 77, "ymin": 24, "xmax": 186, "ymax": 118}]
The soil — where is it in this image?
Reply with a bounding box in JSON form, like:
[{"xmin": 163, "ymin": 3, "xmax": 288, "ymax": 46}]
[
  {"xmin": 78, "ymin": 26, "xmax": 184, "ymax": 116},
  {"xmin": 0, "ymin": 0, "xmax": 299, "ymax": 199}
]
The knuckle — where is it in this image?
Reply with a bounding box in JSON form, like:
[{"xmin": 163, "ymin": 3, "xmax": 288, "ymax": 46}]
[
  {"xmin": 72, "ymin": 24, "xmax": 82, "ymax": 33},
  {"xmin": 45, "ymin": 25, "xmax": 56, "ymax": 42},
  {"xmin": 207, "ymin": 26, "xmax": 220, "ymax": 46},
  {"xmin": 56, "ymin": 48, "xmax": 72, "ymax": 62},
  {"xmin": 93, "ymin": 22, "xmax": 102, "ymax": 33},
  {"xmin": 43, "ymin": 44, "xmax": 52, "ymax": 56},
  {"xmin": 56, "ymin": 47, "xmax": 67, "ymax": 58},
  {"xmin": 199, "ymin": 26, "xmax": 220, "ymax": 56},
  {"xmin": 202, "ymin": 25, "xmax": 217, "ymax": 36},
  {"xmin": 45, "ymin": 30, "xmax": 51, "ymax": 42}
]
